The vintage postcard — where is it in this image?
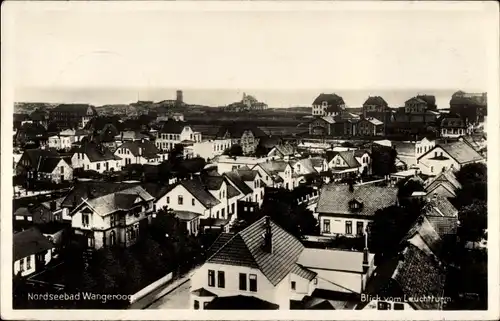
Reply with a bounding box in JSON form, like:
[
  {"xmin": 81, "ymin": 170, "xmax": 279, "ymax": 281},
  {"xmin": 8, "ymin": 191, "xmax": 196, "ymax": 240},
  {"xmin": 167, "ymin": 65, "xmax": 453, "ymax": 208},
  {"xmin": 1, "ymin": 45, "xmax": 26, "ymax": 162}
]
[{"xmin": 1, "ymin": 1, "xmax": 499, "ymax": 320}]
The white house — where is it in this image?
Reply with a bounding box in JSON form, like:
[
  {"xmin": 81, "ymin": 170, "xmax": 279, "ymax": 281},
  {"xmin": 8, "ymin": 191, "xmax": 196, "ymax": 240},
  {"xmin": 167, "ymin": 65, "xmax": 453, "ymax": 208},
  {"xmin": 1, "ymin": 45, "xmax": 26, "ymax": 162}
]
[
  {"xmin": 35, "ymin": 157, "xmax": 73, "ymax": 183},
  {"xmin": 115, "ymin": 140, "xmax": 167, "ymax": 166},
  {"xmin": 71, "ymin": 144, "xmax": 122, "ymax": 173},
  {"xmin": 353, "ymin": 150, "xmax": 372, "ymax": 175},
  {"xmin": 392, "ymin": 137, "xmax": 436, "ymax": 169},
  {"xmin": 13, "ymin": 227, "xmax": 54, "ymax": 277},
  {"xmin": 213, "ymin": 155, "xmax": 274, "ymax": 175},
  {"xmin": 186, "ymin": 139, "xmax": 233, "ymax": 161},
  {"xmin": 326, "ymin": 151, "xmax": 361, "ymax": 180},
  {"xmin": 157, "ymin": 176, "xmax": 242, "ymax": 229},
  {"xmin": 316, "ymin": 184, "xmax": 398, "ymax": 238},
  {"xmin": 69, "ymin": 185, "xmax": 154, "ymax": 249},
  {"xmin": 224, "ymin": 168, "xmax": 265, "ymax": 206},
  {"xmin": 155, "ymin": 120, "xmax": 202, "ymax": 152},
  {"xmin": 190, "ymin": 216, "xmax": 318, "ymax": 310},
  {"xmin": 252, "ymin": 160, "xmax": 297, "ymax": 190},
  {"xmin": 416, "ymin": 141, "xmax": 485, "ymax": 176},
  {"xmin": 309, "ymin": 156, "xmax": 329, "ymax": 173},
  {"xmin": 49, "ymin": 129, "xmax": 90, "ymax": 150}
]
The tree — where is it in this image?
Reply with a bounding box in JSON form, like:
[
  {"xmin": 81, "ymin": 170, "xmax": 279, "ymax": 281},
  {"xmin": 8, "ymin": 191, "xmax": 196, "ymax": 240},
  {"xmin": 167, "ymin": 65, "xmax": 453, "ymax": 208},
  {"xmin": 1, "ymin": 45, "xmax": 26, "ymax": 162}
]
[
  {"xmin": 224, "ymin": 144, "xmax": 244, "ymax": 157},
  {"xmin": 371, "ymin": 145, "xmax": 397, "ymax": 176},
  {"xmin": 458, "ymin": 200, "xmax": 487, "ymax": 244},
  {"xmin": 455, "ymin": 163, "xmax": 487, "ymax": 186},
  {"xmin": 168, "ymin": 144, "xmax": 185, "ymax": 165},
  {"xmin": 254, "ymin": 143, "xmax": 269, "ymax": 158}
]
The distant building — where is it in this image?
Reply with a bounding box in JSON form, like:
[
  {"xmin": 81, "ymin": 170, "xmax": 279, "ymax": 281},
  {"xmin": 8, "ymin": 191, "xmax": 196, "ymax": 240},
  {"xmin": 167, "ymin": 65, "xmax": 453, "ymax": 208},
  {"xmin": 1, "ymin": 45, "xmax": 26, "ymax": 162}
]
[
  {"xmin": 438, "ymin": 113, "xmax": 468, "ymax": 138},
  {"xmin": 215, "ymin": 124, "xmax": 267, "ymax": 155},
  {"xmin": 450, "ymin": 91, "xmax": 487, "ymax": 125},
  {"xmin": 225, "ymin": 93, "xmax": 268, "ymax": 112},
  {"xmin": 185, "ymin": 139, "xmax": 232, "ymax": 161},
  {"xmin": 311, "ymin": 93, "xmax": 346, "ymax": 117},
  {"xmin": 176, "ymin": 90, "xmax": 184, "ymax": 105},
  {"xmin": 49, "ymin": 104, "xmax": 98, "ymax": 130},
  {"xmin": 115, "ymin": 140, "xmax": 168, "ymax": 166},
  {"xmin": 71, "ymin": 143, "xmax": 122, "ymax": 173},
  {"xmin": 155, "ymin": 120, "xmax": 202, "ymax": 152}
]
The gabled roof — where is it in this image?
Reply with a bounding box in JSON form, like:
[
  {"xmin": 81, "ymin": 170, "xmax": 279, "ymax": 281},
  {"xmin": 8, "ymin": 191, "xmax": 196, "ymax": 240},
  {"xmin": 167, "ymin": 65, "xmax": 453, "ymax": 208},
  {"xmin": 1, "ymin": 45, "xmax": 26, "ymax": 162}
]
[
  {"xmin": 115, "ymin": 131, "xmax": 149, "ymax": 141},
  {"xmin": 309, "ymin": 156, "xmax": 327, "ymax": 168},
  {"xmin": 291, "ymin": 158, "xmax": 318, "ymax": 175},
  {"xmin": 320, "ymin": 116, "xmax": 336, "ymax": 124},
  {"xmin": 363, "ymin": 96, "xmax": 388, "ymax": 108},
  {"xmin": 405, "ymin": 97, "xmax": 427, "ymax": 105},
  {"xmin": 178, "ymin": 179, "xmax": 221, "ymax": 208},
  {"xmin": 117, "ymin": 140, "xmax": 160, "ymax": 159},
  {"xmin": 403, "ymin": 216, "xmax": 443, "ymax": 258},
  {"xmin": 269, "ymin": 144, "xmax": 296, "ymax": 157},
  {"xmin": 200, "ymin": 175, "xmax": 225, "ymax": 190},
  {"xmin": 159, "ymin": 119, "xmax": 188, "ymax": 134},
  {"xmin": 76, "ymin": 186, "xmax": 154, "ymax": 217},
  {"xmin": 13, "ymin": 227, "xmax": 54, "ymax": 261},
  {"xmin": 425, "ymin": 215, "xmax": 458, "ymax": 239},
  {"xmin": 335, "ymin": 151, "xmax": 361, "ymax": 168},
  {"xmin": 173, "ymin": 210, "xmax": 201, "ymax": 222},
  {"xmin": 61, "ymin": 182, "xmax": 141, "ymax": 208},
  {"xmin": 37, "ymin": 157, "xmax": 66, "ymax": 173},
  {"xmin": 317, "ymin": 184, "xmax": 398, "ymax": 216},
  {"xmin": 224, "ymin": 172, "xmax": 254, "ymax": 196},
  {"xmin": 207, "ymin": 216, "xmax": 309, "ymax": 286},
  {"xmin": 420, "ymin": 142, "xmax": 484, "ymax": 164},
  {"xmin": 379, "ymin": 244, "xmax": 446, "ymax": 310},
  {"xmin": 22, "ymin": 149, "xmax": 60, "ymax": 167},
  {"xmin": 51, "ymin": 104, "xmax": 95, "ymax": 115},
  {"xmin": 78, "ymin": 143, "xmax": 121, "ymax": 162},
  {"xmin": 424, "ymin": 169, "xmax": 461, "ymax": 191},
  {"xmin": 141, "ymin": 183, "xmax": 176, "ymax": 200},
  {"xmin": 313, "ymin": 93, "xmax": 345, "ymax": 106},
  {"xmin": 257, "ymin": 160, "xmax": 290, "ymax": 175},
  {"xmin": 363, "ymin": 117, "xmax": 383, "ymax": 126},
  {"xmin": 424, "ymin": 196, "xmax": 458, "ymax": 217}
]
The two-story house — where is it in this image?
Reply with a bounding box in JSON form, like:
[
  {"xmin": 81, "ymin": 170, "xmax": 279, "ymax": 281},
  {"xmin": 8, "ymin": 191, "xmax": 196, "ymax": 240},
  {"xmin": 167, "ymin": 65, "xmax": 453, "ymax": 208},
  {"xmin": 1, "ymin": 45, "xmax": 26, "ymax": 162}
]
[
  {"xmin": 404, "ymin": 97, "xmax": 428, "ymax": 114},
  {"xmin": 308, "ymin": 116, "xmax": 336, "ymax": 136},
  {"xmin": 326, "ymin": 151, "xmax": 361, "ymax": 181},
  {"xmin": 438, "ymin": 113, "xmax": 467, "ymax": 138},
  {"xmin": 215, "ymin": 125, "xmax": 267, "ymax": 155},
  {"xmin": 114, "ymin": 131, "xmax": 151, "ymax": 144},
  {"xmin": 267, "ymin": 143, "xmax": 298, "ymax": 160},
  {"xmin": 416, "ymin": 141, "xmax": 485, "ymax": 176},
  {"xmin": 69, "ymin": 185, "xmax": 154, "ymax": 249},
  {"xmin": 224, "ymin": 167, "xmax": 265, "ymax": 209},
  {"xmin": 424, "ymin": 169, "xmax": 462, "ymax": 199},
  {"xmin": 213, "ymin": 155, "xmax": 274, "ymax": 174},
  {"xmin": 71, "ymin": 143, "xmax": 122, "ymax": 173},
  {"xmin": 155, "ymin": 120, "xmax": 202, "ymax": 152},
  {"xmin": 15, "ymin": 148, "xmax": 72, "ymax": 183},
  {"xmin": 311, "ymin": 93, "xmax": 346, "ymax": 117},
  {"xmin": 252, "ymin": 160, "xmax": 297, "ymax": 190},
  {"xmin": 354, "ymin": 150, "xmax": 372, "ymax": 176},
  {"xmin": 13, "ymin": 227, "xmax": 54, "ymax": 277},
  {"xmin": 357, "ymin": 117, "xmax": 384, "ymax": 136},
  {"xmin": 49, "ymin": 104, "xmax": 98, "ymax": 130},
  {"xmin": 316, "ymin": 184, "xmax": 398, "ymax": 238},
  {"xmin": 156, "ymin": 176, "xmax": 242, "ymax": 231},
  {"xmin": 115, "ymin": 140, "xmax": 167, "ymax": 166},
  {"xmin": 392, "ymin": 137, "xmax": 436, "ymax": 169}
]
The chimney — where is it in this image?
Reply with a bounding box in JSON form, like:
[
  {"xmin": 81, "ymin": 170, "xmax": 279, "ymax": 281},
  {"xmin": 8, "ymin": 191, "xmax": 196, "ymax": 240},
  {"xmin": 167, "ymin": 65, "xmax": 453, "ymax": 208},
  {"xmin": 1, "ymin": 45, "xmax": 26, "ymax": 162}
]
[
  {"xmin": 362, "ymin": 247, "xmax": 370, "ymax": 274},
  {"xmin": 121, "ymin": 132, "xmax": 124, "ymax": 141},
  {"xmin": 263, "ymin": 217, "xmax": 273, "ymax": 253}
]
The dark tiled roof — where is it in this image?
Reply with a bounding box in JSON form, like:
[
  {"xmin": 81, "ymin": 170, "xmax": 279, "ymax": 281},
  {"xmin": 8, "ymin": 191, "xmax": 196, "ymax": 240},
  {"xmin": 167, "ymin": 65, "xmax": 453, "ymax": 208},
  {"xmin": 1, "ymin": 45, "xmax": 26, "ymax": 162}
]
[
  {"xmin": 179, "ymin": 179, "xmax": 220, "ymax": 208},
  {"xmin": 224, "ymin": 172, "xmax": 254, "ymax": 195},
  {"xmin": 438, "ymin": 142, "xmax": 484, "ymax": 164},
  {"xmin": 425, "ymin": 215, "xmax": 458, "ymax": 239},
  {"xmin": 227, "ymin": 185, "xmax": 241, "ymax": 198},
  {"xmin": 201, "ymin": 175, "xmax": 225, "ymax": 190},
  {"xmin": 424, "ymin": 196, "xmax": 458, "ymax": 217},
  {"xmin": 363, "ymin": 96, "xmax": 388, "ymax": 108},
  {"xmin": 159, "ymin": 119, "xmax": 187, "ymax": 134},
  {"xmin": 208, "ymin": 216, "xmax": 307, "ymax": 286},
  {"xmin": 206, "ymin": 295, "xmax": 279, "ymax": 310},
  {"xmin": 117, "ymin": 140, "xmax": 160, "ymax": 159},
  {"xmin": 424, "ymin": 169, "xmax": 461, "ymax": 191},
  {"xmin": 271, "ymin": 144, "xmax": 296, "ymax": 157},
  {"xmin": 13, "ymin": 227, "xmax": 54, "ymax": 261},
  {"xmin": 309, "ymin": 156, "xmax": 326, "ymax": 168},
  {"xmin": 416, "ymin": 95, "xmax": 437, "ymax": 108},
  {"xmin": 258, "ymin": 160, "xmax": 289, "ymax": 175},
  {"xmin": 238, "ymin": 169, "xmax": 258, "ymax": 181},
  {"xmin": 206, "ymin": 232, "xmax": 236, "ymax": 258},
  {"xmin": 191, "ymin": 288, "xmax": 217, "ymax": 297},
  {"xmin": 141, "ymin": 183, "xmax": 175, "ymax": 199},
  {"xmin": 80, "ymin": 186, "xmax": 154, "ymax": 216},
  {"xmin": 37, "ymin": 157, "xmax": 64, "ymax": 173},
  {"xmin": 403, "ymin": 216, "xmax": 442, "ymax": 257},
  {"xmin": 259, "ymin": 136, "xmax": 283, "ymax": 149},
  {"xmin": 23, "ymin": 149, "xmax": 60, "ymax": 167},
  {"xmin": 337, "ymin": 151, "xmax": 361, "ymax": 168},
  {"xmin": 312, "ymin": 93, "xmax": 345, "ymax": 106},
  {"xmin": 317, "ymin": 184, "xmax": 398, "ymax": 216},
  {"xmin": 78, "ymin": 143, "xmax": 121, "ymax": 162},
  {"xmin": 61, "ymin": 182, "xmax": 140, "ymax": 208}
]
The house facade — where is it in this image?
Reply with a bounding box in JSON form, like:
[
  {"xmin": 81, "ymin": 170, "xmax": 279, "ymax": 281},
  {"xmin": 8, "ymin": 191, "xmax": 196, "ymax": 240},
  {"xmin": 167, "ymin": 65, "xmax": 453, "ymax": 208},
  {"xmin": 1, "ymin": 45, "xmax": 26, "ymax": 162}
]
[
  {"xmin": 115, "ymin": 140, "xmax": 167, "ymax": 166},
  {"xmin": 327, "ymin": 151, "xmax": 361, "ymax": 180},
  {"xmin": 49, "ymin": 104, "xmax": 98, "ymax": 130},
  {"xmin": 13, "ymin": 228, "xmax": 54, "ymax": 277},
  {"xmin": 215, "ymin": 125, "xmax": 266, "ymax": 156},
  {"xmin": 416, "ymin": 141, "xmax": 485, "ymax": 176},
  {"xmin": 186, "ymin": 139, "xmax": 233, "ymax": 161},
  {"xmin": 252, "ymin": 160, "xmax": 298, "ymax": 190},
  {"xmin": 311, "ymin": 93, "xmax": 346, "ymax": 117},
  {"xmin": 71, "ymin": 144, "xmax": 122, "ymax": 173},
  {"xmin": 439, "ymin": 114, "xmax": 467, "ymax": 138},
  {"xmin": 308, "ymin": 116, "xmax": 335, "ymax": 136},
  {"xmin": 316, "ymin": 184, "xmax": 398, "ymax": 238},
  {"xmin": 357, "ymin": 118, "xmax": 384, "ymax": 136},
  {"xmin": 155, "ymin": 120, "xmax": 202, "ymax": 152},
  {"xmin": 69, "ymin": 186, "xmax": 154, "ymax": 250}
]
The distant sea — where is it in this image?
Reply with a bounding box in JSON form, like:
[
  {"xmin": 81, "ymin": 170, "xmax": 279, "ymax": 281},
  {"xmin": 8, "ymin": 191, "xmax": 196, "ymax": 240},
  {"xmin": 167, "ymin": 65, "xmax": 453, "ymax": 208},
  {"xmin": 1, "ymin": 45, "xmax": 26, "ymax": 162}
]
[{"xmin": 15, "ymin": 87, "xmax": 485, "ymax": 109}]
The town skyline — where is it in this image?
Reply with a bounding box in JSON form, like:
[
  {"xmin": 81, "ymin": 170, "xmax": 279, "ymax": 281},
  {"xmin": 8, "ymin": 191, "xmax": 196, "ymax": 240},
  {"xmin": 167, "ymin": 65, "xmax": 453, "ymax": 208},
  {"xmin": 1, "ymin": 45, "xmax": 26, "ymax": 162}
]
[{"xmin": 15, "ymin": 87, "xmax": 486, "ymax": 109}]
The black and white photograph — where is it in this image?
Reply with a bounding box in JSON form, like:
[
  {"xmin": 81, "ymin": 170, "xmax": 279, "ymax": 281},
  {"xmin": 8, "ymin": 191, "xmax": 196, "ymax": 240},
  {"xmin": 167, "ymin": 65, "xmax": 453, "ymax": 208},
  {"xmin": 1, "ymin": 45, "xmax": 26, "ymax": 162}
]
[{"xmin": 1, "ymin": 0, "xmax": 498, "ymax": 319}]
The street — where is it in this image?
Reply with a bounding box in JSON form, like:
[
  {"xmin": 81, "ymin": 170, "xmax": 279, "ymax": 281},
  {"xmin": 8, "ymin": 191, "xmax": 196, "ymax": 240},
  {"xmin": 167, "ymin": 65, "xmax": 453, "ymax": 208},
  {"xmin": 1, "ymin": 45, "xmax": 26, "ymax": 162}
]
[{"xmin": 147, "ymin": 279, "xmax": 191, "ymax": 309}]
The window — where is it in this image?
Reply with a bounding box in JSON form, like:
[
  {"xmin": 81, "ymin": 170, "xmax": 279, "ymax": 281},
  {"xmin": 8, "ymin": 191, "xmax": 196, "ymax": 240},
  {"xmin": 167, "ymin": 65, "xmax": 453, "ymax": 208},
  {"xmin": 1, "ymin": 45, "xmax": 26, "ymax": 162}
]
[
  {"xmin": 314, "ymin": 278, "xmax": 318, "ymax": 285},
  {"xmin": 217, "ymin": 271, "xmax": 225, "ymax": 288},
  {"xmin": 249, "ymin": 274, "xmax": 257, "ymax": 292},
  {"xmin": 250, "ymin": 207, "xmax": 254, "ymax": 212},
  {"xmin": 434, "ymin": 152, "xmax": 437, "ymax": 158},
  {"xmin": 82, "ymin": 213, "xmax": 90, "ymax": 227},
  {"xmin": 20, "ymin": 259, "xmax": 24, "ymax": 272},
  {"xmin": 239, "ymin": 273, "xmax": 247, "ymax": 290},
  {"xmin": 345, "ymin": 221, "xmax": 353, "ymax": 235},
  {"xmin": 323, "ymin": 219, "xmax": 330, "ymax": 233},
  {"xmin": 231, "ymin": 203, "xmax": 235, "ymax": 214},
  {"xmin": 166, "ymin": 196, "xmax": 170, "ymax": 204},
  {"xmin": 60, "ymin": 166, "xmax": 64, "ymax": 174},
  {"xmin": 97, "ymin": 163, "xmax": 100, "ymax": 170},
  {"xmin": 110, "ymin": 214, "xmax": 116, "ymax": 227},
  {"xmin": 208, "ymin": 270, "xmax": 215, "ymax": 287},
  {"xmin": 431, "ymin": 166, "xmax": 434, "ymax": 173},
  {"xmin": 357, "ymin": 222, "xmax": 364, "ymax": 235},
  {"xmin": 394, "ymin": 303, "xmax": 404, "ymax": 310},
  {"xmin": 178, "ymin": 196, "xmax": 183, "ymax": 205},
  {"xmin": 26, "ymin": 256, "xmax": 31, "ymax": 269},
  {"xmin": 291, "ymin": 281, "xmax": 296, "ymax": 291},
  {"xmin": 377, "ymin": 301, "xmax": 391, "ymax": 310},
  {"xmin": 192, "ymin": 198, "xmax": 195, "ymax": 206},
  {"xmin": 194, "ymin": 300, "xmax": 199, "ymax": 310},
  {"xmin": 221, "ymin": 208, "xmax": 225, "ymax": 218}
]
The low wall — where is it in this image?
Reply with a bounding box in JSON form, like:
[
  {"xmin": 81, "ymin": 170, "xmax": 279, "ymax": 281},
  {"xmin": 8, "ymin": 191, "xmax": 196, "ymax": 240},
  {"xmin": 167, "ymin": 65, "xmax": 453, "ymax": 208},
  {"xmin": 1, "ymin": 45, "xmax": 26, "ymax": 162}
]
[{"xmin": 129, "ymin": 272, "xmax": 173, "ymax": 304}]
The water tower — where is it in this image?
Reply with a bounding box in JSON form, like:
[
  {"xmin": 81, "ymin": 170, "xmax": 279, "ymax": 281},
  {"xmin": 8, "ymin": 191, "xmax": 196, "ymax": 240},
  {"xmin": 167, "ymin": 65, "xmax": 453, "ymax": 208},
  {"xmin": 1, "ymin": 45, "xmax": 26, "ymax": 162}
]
[{"xmin": 176, "ymin": 90, "xmax": 184, "ymax": 105}]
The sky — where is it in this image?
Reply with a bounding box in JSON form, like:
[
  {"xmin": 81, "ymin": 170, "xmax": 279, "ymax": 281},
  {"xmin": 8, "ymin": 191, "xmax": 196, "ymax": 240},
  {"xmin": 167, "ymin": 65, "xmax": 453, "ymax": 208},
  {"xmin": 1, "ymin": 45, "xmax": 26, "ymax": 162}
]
[{"xmin": 5, "ymin": 1, "xmax": 495, "ymax": 108}]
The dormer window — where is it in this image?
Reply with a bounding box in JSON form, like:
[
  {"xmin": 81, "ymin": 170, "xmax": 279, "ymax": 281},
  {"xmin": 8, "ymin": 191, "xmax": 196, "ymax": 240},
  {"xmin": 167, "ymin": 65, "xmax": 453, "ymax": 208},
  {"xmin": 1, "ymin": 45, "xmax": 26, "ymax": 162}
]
[{"xmin": 349, "ymin": 199, "xmax": 363, "ymax": 211}]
